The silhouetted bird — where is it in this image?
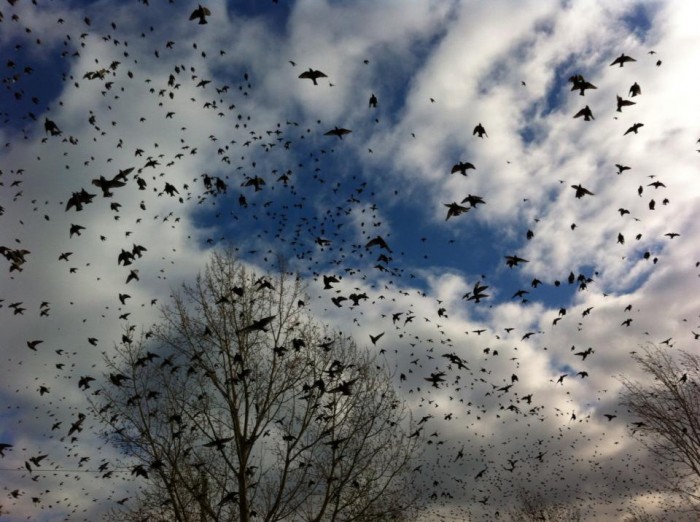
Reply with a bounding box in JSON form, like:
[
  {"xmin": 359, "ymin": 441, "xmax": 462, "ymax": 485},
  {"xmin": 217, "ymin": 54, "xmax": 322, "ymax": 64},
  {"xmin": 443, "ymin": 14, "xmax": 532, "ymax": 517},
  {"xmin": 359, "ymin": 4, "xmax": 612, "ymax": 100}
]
[
  {"xmin": 610, "ymin": 53, "xmax": 636, "ymax": 67},
  {"xmin": 324, "ymin": 127, "xmax": 352, "ymax": 139},
  {"xmin": 473, "ymin": 123, "xmax": 487, "ymax": 138},
  {"xmin": 451, "ymin": 161, "xmax": 475, "ymax": 175},
  {"xmin": 573, "ymin": 105, "xmax": 594, "ymax": 121},
  {"xmin": 189, "ymin": 5, "xmax": 211, "ymax": 24},
  {"xmin": 298, "ymin": 68, "xmax": 328, "ymax": 85},
  {"xmin": 624, "ymin": 123, "xmax": 644, "ymax": 135},
  {"xmin": 571, "ymin": 184, "xmax": 594, "ymax": 198},
  {"xmin": 236, "ymin": 315, "xmax": 275, "ymax": 334},
  {"xmin": 629, "ymin": 82, "xmax": 641, "ymax": 97},
  {"xmin": 616, "ymin": 95, "xmax": 635, "ymax": 112}
]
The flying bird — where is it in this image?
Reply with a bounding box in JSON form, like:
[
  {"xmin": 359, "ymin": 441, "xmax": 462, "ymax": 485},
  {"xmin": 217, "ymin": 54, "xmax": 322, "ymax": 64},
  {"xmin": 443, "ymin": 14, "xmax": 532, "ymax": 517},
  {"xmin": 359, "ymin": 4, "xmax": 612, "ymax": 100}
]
[
  {"xmin": 505, "ymin": 255, "xmax": 528, "ymax": 268},
  {"xmin": 569, "ymin": 74, "xmax": 597, "ymax": 96},
  {"xmin": 616, "ymin": 95, "xmax": 636, "ymax": 112},
  {"xmin": 571, "ymin": 184, "xmax": 594, "ymax": 198},
  {"xmin": 298, "ymin": 68, "xmax": 328, "ymax": 85},
  {"xmin": 44, "ymin": 118, "xmax": 62, "ymax": 136},
  {"xmin": 444, "ymin": 202, "xmax": 470, "ymax": 220},
  {"xmin": 324, "ymin": 127, "xmax": 352, "ymax": 139},
  {"xmin": 450, "ymin": 161, "xmax": 475, "ymax": 175},
  {"xmin": 573, "ymin": 105, "xmax": 594, "ymax": 121},
  {"xmin": 236, "ymin": 315, "xmax": 276, "ymax": 334},
  {"xmin": 189, "ymin": 5, "xmax": 211, "ymax": 24},
  {"xmin": 473, "ymin": 123, "xmax": 487, "ymax": 138},
  {"xmin": 629, "ymin": 82, "xmax": 641, "ymax": 97},
  {"xmin": 624, "ymin": 123, "xmax": 644, "ymax": 135},
  {"xmin": 610, "ymin": 53, "xmax": 636, "ymax": 67}
]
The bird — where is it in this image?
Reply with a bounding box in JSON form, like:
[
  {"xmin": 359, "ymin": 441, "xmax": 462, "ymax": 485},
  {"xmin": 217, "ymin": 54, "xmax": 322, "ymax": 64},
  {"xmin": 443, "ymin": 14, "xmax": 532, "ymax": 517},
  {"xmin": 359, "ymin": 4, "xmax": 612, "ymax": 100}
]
[
  {"xmin": 461, "ymin": 194, "xmax": 486, "ymax": 207},
  {"xmin": 328, "ymin": 378, "xmax": 359, "ymax": 395},
  {"xmin": 573, "ymin": 105, "xmax": 594, "ymax": 121},
  {"xmin": 571, "ymin": 184, "xmax": 594, "ymax": 198},
  {"xmin": 369, "ymin": 93, "xmax": 378, "ymax": 108},
  {"xmin": 610, "ymin": 53, "xmax": 636, "ymax": 67},
  {"xmin": 425, "ymin": 372, "xmax": 446, "ymax": 388},
  {"xmin": 298, "ymin": 68, "xmax": 328, "ymax": 85},
  {"xmin": 324, "ymin": 127, "xmax": 352, "ymax": 139},
  {"xmin": 615, "ymin": 164, "xmax": 631, "ymax": 174},
  {"xmin": 365, "ymin": 236, "xmax": 391, "ymax": 251},
  {"xmin": 203, "ymin": 436, "xmax": 235, "ymax": 450},
  {"xmin": 44, "ymin": 117, "xmax": 62, "ymax": 136},
  {"xmin": 444, "ymin": 202, "xmax": 470, "ymax": 220},
  {"xmin": 505, "ymin": 255, "xmax": 528, "ymax": 267},
  {"xmin": 473, "ymin": 123, "xmax": 487, "ymax": 138},
  {"xmin": 27, "ymin": 340, "xmax": 43, "ymax": 351},
  {"xmin": 236, "ymin": 315, "xmax": 276, "ymax": 334},
  {"xmin": 450, "ymin": 161, "xmax": 476, "ymax": 175},
  {"xmin": 369, "ymin": 332, "xmax": 385, "ymax": 345},
  {"xmin": 616, "ymin": 95, "xmax": 636, "ymax": 112},
  {"xmin": 189, "ymin": 5, "xmax": 212, "ymax": 24},
  {"xmin": 91, "ymin": 168, "xmax": 132, "ymax": 197},
  {"xmin": 624, "ymin": 123, "xmax": 644, "ymax": 135},
  {"xmin": 629, "ymin": 82, "xmax": 641, "ymax": 97},
  {"xmin": 569, "ymin": 74, "xmax": 597, "ymax": 96}
]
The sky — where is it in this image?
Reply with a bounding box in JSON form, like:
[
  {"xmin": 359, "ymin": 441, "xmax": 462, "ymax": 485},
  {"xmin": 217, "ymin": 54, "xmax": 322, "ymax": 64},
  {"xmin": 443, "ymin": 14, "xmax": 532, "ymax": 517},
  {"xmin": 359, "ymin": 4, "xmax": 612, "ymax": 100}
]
[{"xmin": 1, "ymin": 0, "xmax": 700, "ymax": 520}]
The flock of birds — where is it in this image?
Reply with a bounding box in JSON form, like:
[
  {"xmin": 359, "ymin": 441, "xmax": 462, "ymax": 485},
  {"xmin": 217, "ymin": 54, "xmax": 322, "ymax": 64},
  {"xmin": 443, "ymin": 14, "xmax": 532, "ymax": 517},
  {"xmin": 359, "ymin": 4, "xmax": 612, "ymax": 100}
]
[{"xmin": 0, "ymin": 1, "xmax": 698, "ymax": 521}]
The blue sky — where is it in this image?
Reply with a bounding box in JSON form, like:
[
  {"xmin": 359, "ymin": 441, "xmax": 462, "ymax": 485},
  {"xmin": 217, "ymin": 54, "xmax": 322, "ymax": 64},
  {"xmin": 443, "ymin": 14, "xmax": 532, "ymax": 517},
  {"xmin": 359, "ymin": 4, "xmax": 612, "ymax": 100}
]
[{"xmin": 1, "ymin": 0, "xmax": 700, "ymax": 520}]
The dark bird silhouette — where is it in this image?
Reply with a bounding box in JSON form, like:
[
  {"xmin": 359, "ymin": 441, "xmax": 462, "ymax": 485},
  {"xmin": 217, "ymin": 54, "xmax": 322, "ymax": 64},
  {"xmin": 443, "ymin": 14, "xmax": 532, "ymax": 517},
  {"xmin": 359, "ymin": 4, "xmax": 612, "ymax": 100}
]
[
  {"xmin": 27, "ymin": 340, "xmax": 43, "ymax": 351},
  {"xmin": 0, "ymin": 443, "xmax": 12, "ymax": 457},
  {"xmin": 425, "ymin": 372, "xmax": 446, "ymax": 388},
  {"xmin": 237, "ymin": 315, "xmax": 275, "ymax": 334},
  {"xmin": 444, "ymin": 202, "xmax": 470, "ymax": 220},
  {"xmin": 473, "ymin": 123, "xmax": 487, "ymax": 138},
  {"xmin": 203, "ymin": 436, "xmax": 235, "ymax": 450},
  {"xmin": 369, "ymin": 93, "xmax": 377, "ymax": 108},
  {"xmin": 461, "ymin": 194, "xmax": 486, "ymax": 207},
  {"xmin": 624, "ymin": 123, "xmax": 644, "ymax": 135},
  {"xmin": 629, "ymin": 82, "xmax": 641, "ymax": 97},
  {"xmin": 323, "ymin": 275, "xmax": 340, "ymax": 289},
  {"xmin": 616, "ymin": 95, "xmax": 636, "ymax": 112},
  {"xmin": 465, "ymin": 280, "xmax": 489, "ymax": 303},
  {"xmin": 44, "ymin": 117, "xmax": 62, "ymax": 136},
  {"xmin": 369, "ymin": 332, "xmax": 385, "ymax": 345},
  {"xmin": 365, "ymin": 236, "xmax": 391, "ymax": 251},
  {"xmin": 69, "ymin": 224, "xmax": 85, "ymax": 237},
  {"xmin": 571, "ymin": 184, "xmax": 594, "ymax": 198},
  {"xmin": 78, "ymin": 376, "xmax": 95, "ymax": 390},
  {"xmin": 298, "ymin": 68, "xmax": 328, "ymax": 85},
  {"xmin": 505, "ymin": 255, "xmax": 528, "ymax": 268},
  {"xmin": 65, "ymin": 189, "xmax": 96, "ymax": 211},
  {"xmin": 569, "ymin": 74, "xmax": 597, "ymax": 95},
  {"xmin": 610, "ymin": 53, "xmax": 636, "ymax": 67},
  {"xmin": 615, "ymin": 164, "xmax": 631, "ymax": 174},
  {"xmin": 324, "ymin": 127, "xmax": 352, "ymax": 139},
  {"xmin": 451, "ymin": 161, "xmax": 475, "ymax": 175},
  {"xmin": 91, "ymin": 168, "xmax": 132, "ymax": 197},
  {"xmin": 189, "ymin": 5, "xmax": 211, "ymax": 24},
  {"xmin": 328, "ymin": 378, "xmax": 359, "ymax": 395},
  {"xmin": 573, "ymin": 105, "xmax": 594, "ymax": 121}
]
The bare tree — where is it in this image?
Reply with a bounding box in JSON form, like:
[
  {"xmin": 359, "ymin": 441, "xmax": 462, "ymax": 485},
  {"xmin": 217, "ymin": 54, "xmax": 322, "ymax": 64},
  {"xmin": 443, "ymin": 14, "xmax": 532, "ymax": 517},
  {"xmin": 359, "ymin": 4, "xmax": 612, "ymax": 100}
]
[
  {"xmin": 94, "ymin": 250, "xmax": 421, "ymax": 521},
  {"xmin": 619, "ymin": 344, "xmax": 700, "ymax": 510},
  {"xmin": 506, "ymin": 490, "xmax": 583, "ymax": 522}
]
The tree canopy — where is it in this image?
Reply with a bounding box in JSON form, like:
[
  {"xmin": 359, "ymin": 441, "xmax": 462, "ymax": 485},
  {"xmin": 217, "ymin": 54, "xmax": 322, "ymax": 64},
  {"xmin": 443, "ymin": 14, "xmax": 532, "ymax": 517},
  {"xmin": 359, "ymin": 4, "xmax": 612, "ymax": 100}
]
[{"xmin": 95, "ymin": 251, "xmax": 421, "ymax": 521}]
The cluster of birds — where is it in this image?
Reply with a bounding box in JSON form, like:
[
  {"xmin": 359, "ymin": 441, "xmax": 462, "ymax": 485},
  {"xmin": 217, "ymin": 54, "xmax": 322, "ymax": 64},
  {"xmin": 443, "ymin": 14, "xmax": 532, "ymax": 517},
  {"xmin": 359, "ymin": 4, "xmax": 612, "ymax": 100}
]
[{"xmin": 0, "ymin": 1, "xmax": 698, "ymax": 521}]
